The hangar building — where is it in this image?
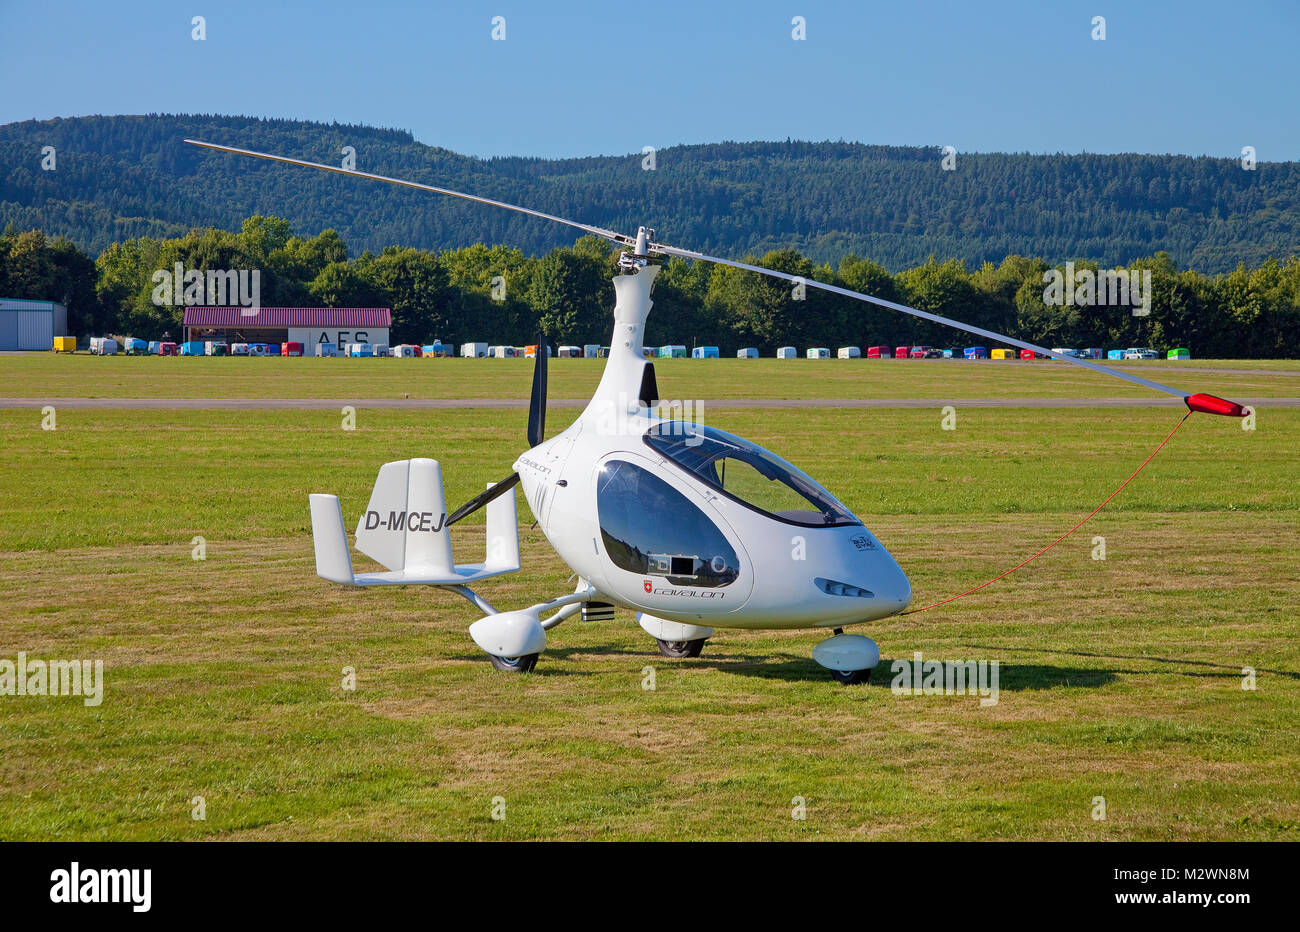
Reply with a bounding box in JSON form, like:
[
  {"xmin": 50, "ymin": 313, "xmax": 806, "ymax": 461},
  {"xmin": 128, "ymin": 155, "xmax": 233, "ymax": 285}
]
[
  {"xmin": 0, "ymin": 298, "xmax": 68, "ymax": 351},
  {"xmin": 182, "ymin": 307, "xmax": 391, "ymax": 348}
]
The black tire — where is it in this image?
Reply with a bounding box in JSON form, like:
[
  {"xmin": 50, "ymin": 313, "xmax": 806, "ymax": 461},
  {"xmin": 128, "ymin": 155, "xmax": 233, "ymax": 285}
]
[
  {"xmin": 655, "ymin": 637, "xmax": 707, "ymax": 658},
  {"xmin": 830, "ymin": 667, "xmax": 871, "ymax": 686},
  {"xmin": 488, "ymin": 653, "xmax": 539, "ymax": 673}
]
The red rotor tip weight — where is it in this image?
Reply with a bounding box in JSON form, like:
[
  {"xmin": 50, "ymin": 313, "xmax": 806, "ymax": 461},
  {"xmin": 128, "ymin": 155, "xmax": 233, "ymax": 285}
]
[{"xmin": 1184, "ymin": 393, "xmax": 1248, "ymax": 417}]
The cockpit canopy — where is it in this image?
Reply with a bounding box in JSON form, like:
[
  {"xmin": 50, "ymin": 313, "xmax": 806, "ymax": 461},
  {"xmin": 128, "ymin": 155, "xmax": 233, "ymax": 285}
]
[{"xmin": 643, "ymin": 422, "xmax": 861, "ymax": 528}]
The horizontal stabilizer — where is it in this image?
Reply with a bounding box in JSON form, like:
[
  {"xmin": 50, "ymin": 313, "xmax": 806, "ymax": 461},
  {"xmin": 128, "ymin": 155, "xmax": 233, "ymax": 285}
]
[{"xmin": 309, "ymin": 466, "xmax": 521, "ymax": 587}]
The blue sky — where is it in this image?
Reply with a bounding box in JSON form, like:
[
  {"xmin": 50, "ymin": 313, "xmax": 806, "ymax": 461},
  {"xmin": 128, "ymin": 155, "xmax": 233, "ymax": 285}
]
[{"xmin": 2, "ymin": 0, "xmax": 1295, "ymax": 160}]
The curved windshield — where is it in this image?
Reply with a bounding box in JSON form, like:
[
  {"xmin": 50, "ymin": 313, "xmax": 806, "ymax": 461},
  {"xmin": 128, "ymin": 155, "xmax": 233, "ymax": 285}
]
[
  {"xmin": 643, "ymin": 423, "xmax": 860, "ymax": 528},
  {"xmin": 596, "ymin": 459, "xmax": 739, "ymax": 588}
]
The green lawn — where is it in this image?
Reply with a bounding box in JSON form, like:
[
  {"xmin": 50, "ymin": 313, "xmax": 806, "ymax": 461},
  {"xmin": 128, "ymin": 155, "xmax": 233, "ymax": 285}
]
[{"xmin": 0, "ymin": 368, "xmax": 1297, "ymax": 840}]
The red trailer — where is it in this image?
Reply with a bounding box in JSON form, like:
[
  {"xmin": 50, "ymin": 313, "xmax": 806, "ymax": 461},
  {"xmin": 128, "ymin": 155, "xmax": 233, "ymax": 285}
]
[
  {"xmin": 281, "ymin": 342, "xmax": 304, "ymax": 357},
  {"xmin": 158, "ymin": 342, "xmax": 178, "ymax": 356},
  {"xmin": 895, "ymin": 345, "xmax": 911, "ymax": 359},
  {"xmin": 1020, "ymin": 349, "xmax": 1036, "ymax": 360},
  {"xmin": 867, "ymin": 345, "xmax": 892, "ymax": 359}
]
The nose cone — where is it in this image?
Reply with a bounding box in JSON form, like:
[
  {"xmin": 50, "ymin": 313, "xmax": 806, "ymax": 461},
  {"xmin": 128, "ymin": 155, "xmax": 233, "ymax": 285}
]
[{"xmin": 876, "ymin": 549, "xmax": 912, "ymax": 614}]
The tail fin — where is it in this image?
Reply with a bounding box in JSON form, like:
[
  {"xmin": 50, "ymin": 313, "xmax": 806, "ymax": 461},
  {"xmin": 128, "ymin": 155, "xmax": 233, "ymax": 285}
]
[
  {"xmin": 484, "ymin": 479, "xmax": 521, "ymax": 574},
  {"xmin": 354, "ymin": 458, "xmax": 454, "ymax": 575},
  {"xmin": 309, "ymin": 493, "xmax": 355, "ymax": 584}
]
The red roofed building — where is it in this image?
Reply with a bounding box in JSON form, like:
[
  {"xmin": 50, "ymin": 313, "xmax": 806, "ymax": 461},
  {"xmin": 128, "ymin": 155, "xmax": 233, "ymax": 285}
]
[{"xmin": 182, "ymin": 307, "xmax": 391, "ymax": 348}]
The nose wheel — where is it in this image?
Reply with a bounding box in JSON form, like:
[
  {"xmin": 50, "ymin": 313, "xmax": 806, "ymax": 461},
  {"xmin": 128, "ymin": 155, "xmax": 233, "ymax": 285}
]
[
  {"xmin": 813, "ymin": 632, "xmax": 880, "ymax": 685},
  {"xmin": 655, "ymin": 637, "xmax": 707, "ymax": 658}
]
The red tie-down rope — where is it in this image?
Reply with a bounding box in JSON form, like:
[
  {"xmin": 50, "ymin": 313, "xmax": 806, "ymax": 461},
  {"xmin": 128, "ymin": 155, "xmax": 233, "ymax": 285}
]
[{"xmin": 901, "ymin": 408, "xmax": 1198, "ymax": 615}]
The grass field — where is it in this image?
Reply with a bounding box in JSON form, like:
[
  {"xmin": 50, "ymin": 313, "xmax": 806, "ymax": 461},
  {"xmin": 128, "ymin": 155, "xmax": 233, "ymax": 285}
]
[
  {"xmin": 1, "ymin": 354, "xmax": 1297, "ymax": 840},
  {"xmin": 5, "ymin": 353, "xmax": 1300, "ymax": 401}
]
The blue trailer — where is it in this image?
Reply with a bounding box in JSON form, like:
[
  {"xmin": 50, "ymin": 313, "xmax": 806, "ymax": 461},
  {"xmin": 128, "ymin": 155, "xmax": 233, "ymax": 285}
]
[
  {"xmin": 691, "ymin": 346, "xmax": 719, "ymax": 358},
  {"xmin": 963, "ymin": 346, "xmax": 988, "ymax": 359},
  {"xmin": 180, "ymin": 341, "xmax": 205, "ymax": 356}
]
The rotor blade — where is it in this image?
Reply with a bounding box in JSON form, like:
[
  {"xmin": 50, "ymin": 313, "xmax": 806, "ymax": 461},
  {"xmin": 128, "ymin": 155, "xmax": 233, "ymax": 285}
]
[
  {"xmin": 446, "ymin": 473, "xmax": 520, "ymax": 527},
  {"xmin": 651, "ymin": 242, "xmax": 1192, "ymax": 400},
  {"xmin": 183, "ymin": 139, "xmax": 634, "ymax": 248},
  {"xmin": 528, "ymin": 337, "xmax": 548, "ymax": 448}
]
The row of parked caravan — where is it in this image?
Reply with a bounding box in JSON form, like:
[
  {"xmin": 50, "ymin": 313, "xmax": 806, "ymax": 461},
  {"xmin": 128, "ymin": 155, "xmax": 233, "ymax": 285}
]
[
  {"xmin": 82, "ymin": 337, "xmax": 1192, "ymax": 362},
  {"xmin": 759, "ymin": 345, "xmax": 1192, "ymax": 361},
  {"xmin": 78, "ymin": 339, "xmax": 462, "ymax": 358}
]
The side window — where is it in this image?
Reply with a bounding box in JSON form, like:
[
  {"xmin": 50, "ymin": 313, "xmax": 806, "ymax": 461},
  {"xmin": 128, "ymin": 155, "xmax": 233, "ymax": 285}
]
[{"xmin": 596, "ymin": 459, "xmax": 739, "ymax": 588}]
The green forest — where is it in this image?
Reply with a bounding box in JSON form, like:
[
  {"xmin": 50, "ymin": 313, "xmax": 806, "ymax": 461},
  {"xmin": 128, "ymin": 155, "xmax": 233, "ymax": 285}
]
[
  {"xmin": 2, "ymin": 114, "xmax": 1299, "ymax": 274},
  {"xmin": 3, "ymin": 218, "xmax": 1298, "ymax": 357}
]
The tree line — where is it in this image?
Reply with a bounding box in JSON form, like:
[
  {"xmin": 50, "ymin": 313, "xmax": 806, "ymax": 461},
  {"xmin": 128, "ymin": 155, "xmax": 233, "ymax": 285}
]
[
  {"xmin": 1, "ymin": 218, "xmax": 1297, "ymax": 357},
  {"xmin": 3, "ymin": 114, "xmax": 1299, "ymax": 274}
]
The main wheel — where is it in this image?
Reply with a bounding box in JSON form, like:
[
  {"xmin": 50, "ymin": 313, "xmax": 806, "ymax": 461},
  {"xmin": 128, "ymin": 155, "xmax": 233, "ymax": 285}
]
[
  {"xmin": 830, "ymin": 668, "xmax": 871, "ymax": 686},
  {"xmin": 488, "ymin": 653, "xmax": 539, "ymax": 673},
  {"xmin": 655, "ymin": 637, "xmax": 707, "ymax": 658}
]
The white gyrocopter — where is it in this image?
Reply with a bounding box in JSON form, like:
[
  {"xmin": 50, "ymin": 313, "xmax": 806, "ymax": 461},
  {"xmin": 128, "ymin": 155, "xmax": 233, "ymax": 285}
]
[{"xmin": 187, "ymin": 138, "xmax": 1249, "ymax": 683}]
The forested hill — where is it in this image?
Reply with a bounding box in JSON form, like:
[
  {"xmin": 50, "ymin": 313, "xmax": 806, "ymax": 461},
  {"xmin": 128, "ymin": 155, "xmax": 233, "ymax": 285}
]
[{"xmin": 2, "ymin": 114, "xmax": 1297, "ymax": 273}]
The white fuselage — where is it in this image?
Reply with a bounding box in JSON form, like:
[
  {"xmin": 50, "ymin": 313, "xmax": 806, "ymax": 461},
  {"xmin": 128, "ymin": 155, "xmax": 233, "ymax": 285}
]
[{"xmin": 514, "ymin": 266, "xmax": 911, "ymax": 630}]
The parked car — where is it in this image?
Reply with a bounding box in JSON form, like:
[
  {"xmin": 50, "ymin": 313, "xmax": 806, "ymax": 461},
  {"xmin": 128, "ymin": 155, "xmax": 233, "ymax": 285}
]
[
  {"xmin": 1080, "ymin": 347, "xmax": 1104, "ymax": 359},
  {"xmin": 908, "ymin": 346, "xmax": 931, "ymax": 359},
  {"xmin": 1123, "ymin": 347, "xmax": 1159, "ymax": 360},
  {"xmin": 230, "ymin": 343, "xmax": 250, "ymax": 355},
  {"xmin": 1050, "ymin": 347, "xmax": 1082, "ymax": 358},
  {"xmin": 922, "ymin": 348, "xmax": 945, "ymax": 359}
]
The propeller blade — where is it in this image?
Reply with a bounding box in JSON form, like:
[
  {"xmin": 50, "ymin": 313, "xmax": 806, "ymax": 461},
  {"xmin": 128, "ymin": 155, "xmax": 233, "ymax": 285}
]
[
  {"xmin": 445, "ymin": 473, "xmax": 520, "ymax": 527},
  {"xmin": 183, "ymin": 139, "xmax": 634, "ymax": 248},
  {"xmin": 650, "ymin": 242, "xmax": 1194, "ymax": 401},
  {"xmin": 528, "ymin": 337, "xmax": 548, "ymax": 448},
  {"xmin": 187, "ymin": 137, "xmax": 1245, "ymax": 409}
]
